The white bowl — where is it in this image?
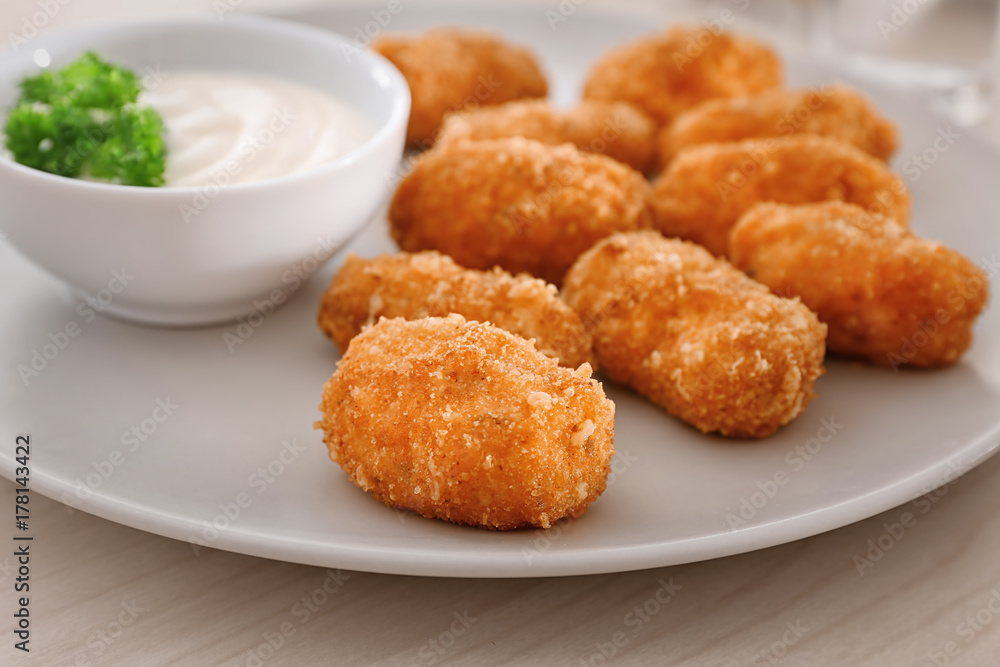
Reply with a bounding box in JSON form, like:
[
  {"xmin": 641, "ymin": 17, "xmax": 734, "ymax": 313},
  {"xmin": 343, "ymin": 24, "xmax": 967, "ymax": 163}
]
[{"xmin": 0, "ymin": 14, "xmax": 409, "ymax": 326}]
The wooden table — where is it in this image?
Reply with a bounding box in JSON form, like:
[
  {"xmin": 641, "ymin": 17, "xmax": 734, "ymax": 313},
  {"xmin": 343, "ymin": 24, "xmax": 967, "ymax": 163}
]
[
  {"xmin": 3, "ymin": 453, "xmax": 1000, "ymax": 666},
  {"xmin": 2, "ymin": 1, "xmax": 1000, "ymax": 665}
]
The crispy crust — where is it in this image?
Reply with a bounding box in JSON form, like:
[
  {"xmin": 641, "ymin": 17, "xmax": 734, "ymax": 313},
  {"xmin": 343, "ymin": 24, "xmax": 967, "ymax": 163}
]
[
  {"xmin": 658, "ymin": 84, "xmax": 899, "ymax": 167},
  {"xmin": 651, "ymin": 135, "xmax": 911, "ymax": 257},
  {"xmin": 373, "ymin": 29, "xmax": 548, "ymax": 145},
  {"xmin": 730, "ymin": 202, "xmax": 989, "ymax": 368},
  {"xmin": 389, "ymin": 137, "xmax": 655, "ymax": 286},
  {"xmin": 317, "ymin": 251, "xmax": 594, "ymax": 369},
  {"xmin": 436, "ymin": 99, "xmax": 658, "ymax": 172},
  {"xmin": 562, "ymin": 231, "xmax": 827, "ymax": 438},
  {"xmin": 583, "ymin": 25, "xmax": 782, "ymax": 127},
  {"xmin": 316, "ymin": 315, "xmax": 616, "ymax": 529}
]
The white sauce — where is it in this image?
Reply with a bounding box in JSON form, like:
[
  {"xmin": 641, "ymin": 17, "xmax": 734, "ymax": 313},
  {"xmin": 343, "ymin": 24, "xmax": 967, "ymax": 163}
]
[{"xmin": 139, "ymin": 71, "xmax": 375, "ymax": 188}]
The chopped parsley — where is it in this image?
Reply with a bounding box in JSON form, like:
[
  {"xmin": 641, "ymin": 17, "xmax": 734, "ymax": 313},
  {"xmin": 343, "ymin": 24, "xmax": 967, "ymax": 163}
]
[{"xmin": 4, "ymin": 51, "xmax": 167, "ymax": 187}]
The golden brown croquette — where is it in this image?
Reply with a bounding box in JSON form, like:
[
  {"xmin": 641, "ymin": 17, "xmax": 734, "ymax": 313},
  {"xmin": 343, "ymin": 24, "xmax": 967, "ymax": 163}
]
[
  {"xmin": 583, "ymin": 25, "xmax": 782, "ymax": 127},
  {"xmin": 389, "ymin": 137, "xmax": 654, "ymax": 286},
  {"xmin": 658, "ymin": 84, "xmax": 899, "ymax": 167},
  {"xmin": 318, "ymin": 251, "xmax": 593, "ymax": 369},
  {"xmin": 562, "ymin": 231, "xmax": 826, "ymax": 438},
  {"xmin": 651, "ymin": 135, "xmax": 910, "ymax": 257},
  {"xmin": 730, "ymin": 201, "xmax": 989, "ymax": 368},
  {"xmin": 373, "ymin": 29, "xmax": 548, "ymax": 146},
  {"xmin": 437, "ymin": 99, "xmax": 657, "ymax": 172},
  {"xmin": 316, "ymin": 315, "xmax": 615, "ymax": 529}
]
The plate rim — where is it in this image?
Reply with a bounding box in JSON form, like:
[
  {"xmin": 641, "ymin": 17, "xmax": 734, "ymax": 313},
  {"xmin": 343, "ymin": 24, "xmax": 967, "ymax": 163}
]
[
  {"xmin": 2, "ymin": 422, "xmax": 998, "ymax": 577},
  {"xmin": 2, "ymin": 2, "xmax": 1000, "ymax": 578}
]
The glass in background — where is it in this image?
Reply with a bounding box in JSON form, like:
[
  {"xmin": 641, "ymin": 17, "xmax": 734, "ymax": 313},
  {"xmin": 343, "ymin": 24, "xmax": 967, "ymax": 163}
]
[
  {"xmin": 670, "ymin": 0, "xmax": 813, "ymax": 54},
  {"xmin": 813, "ymin": 0, "xmax": 1000, "ymax": 125}
]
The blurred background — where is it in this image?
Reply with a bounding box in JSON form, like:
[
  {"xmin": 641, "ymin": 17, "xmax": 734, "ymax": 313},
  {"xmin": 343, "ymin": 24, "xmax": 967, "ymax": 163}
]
[{"xmin": 6, "ymin": 0, "xmax": 999, "ymax": 128}]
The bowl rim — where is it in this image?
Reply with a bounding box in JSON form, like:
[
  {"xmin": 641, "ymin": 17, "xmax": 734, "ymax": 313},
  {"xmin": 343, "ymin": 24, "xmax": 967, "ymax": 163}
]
[{"xmin": 0, "ymin": 12, "xmax": 411, "ymax": 194}]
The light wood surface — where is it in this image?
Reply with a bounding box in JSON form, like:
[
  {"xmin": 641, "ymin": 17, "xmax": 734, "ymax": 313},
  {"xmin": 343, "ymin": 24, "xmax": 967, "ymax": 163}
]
[
  {"xmin": 3, "ymin": 1, "xmax": 1000, "ymax": 666},
  {"xmin": 3, "ymin": 452, "xmax": 1000, "ymax": 667}
]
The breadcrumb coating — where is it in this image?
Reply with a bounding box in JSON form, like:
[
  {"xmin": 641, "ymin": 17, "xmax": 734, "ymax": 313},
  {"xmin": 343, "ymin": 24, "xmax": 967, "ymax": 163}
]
[
  {"xmin": 436, "ymin": 99, "xmax": 658, "ymax": 172},
  {"xmin": 730, "ymin": 202, "xmax": 989, "ymax": 369},
  {"xmin": 652, "ymin": 135, "xmax": 911, "ymax": 257},
  {"xmin": 373, "ymin": 29, "xmax": 548, "ymax": 145},
  {"xmin": 318, "ymin": 251, "xmax": 594, "ymax": 369},
  {"xmin": 389, "ymin": 137, "xmax": 655, "ymax": 286},
  {"xmin": 583, "ymin": 25, "xmax": 782, "ymax": 127},
  {"xmin": 658, "ymin": 84, "xmax": 899, "ymax": 167},
  {"xmin": 316, "ymin": 315, "xmax": 616, "ymax": 529},
  {"xmin": 562, "ymin": 231, "xmax": 826, "ymax": 438}
]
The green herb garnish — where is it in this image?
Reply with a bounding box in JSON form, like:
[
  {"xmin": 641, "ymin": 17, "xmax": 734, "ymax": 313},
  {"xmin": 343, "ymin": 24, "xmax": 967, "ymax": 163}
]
[{"xmin": 4, "ymin": 51, "xmax": 167, "ymax": 187}]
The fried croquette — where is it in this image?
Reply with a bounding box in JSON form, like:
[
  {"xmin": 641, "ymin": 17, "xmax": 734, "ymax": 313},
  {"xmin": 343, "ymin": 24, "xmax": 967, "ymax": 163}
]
[
  {"xmin": 373, "ymin": 29, "xmax": 548, "ymax": 146},
  {"xmin": 318, "ymin": 251, "xmax": 593, "ymax": 369},
  {"xmin": 316, "ymin": 315, "xmax": 616, "ymax": 529},
  {"xmin": 389, "ymin": 137, "xmax": 655, "ymax": 286},
  {"xmin": 652, "ymin": 135, "xmax": 911, "ymax": 257},
  {"xmin": 658, "ymin": 84, "xmax": 899, "ymax": 167},
  {"xmin": 436, "ymin": 99, "xmax": 658, "ymax": 172},
  {"xmin": 730, "ymin": 202, "xmax": 989, "ymax": 369},
  {"xmin": 582, "ymin": 25, "xmax": 782, "ymax": 128},
  {"xmin": 562, "ymin": 231, "xmax": 826, "ymax": 438}
]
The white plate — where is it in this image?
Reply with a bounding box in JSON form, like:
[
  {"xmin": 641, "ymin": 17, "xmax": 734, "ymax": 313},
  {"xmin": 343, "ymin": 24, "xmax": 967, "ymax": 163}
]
[{"xmin": 2, "ymin": 5, "xmax": 999, "ymax": 578}]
